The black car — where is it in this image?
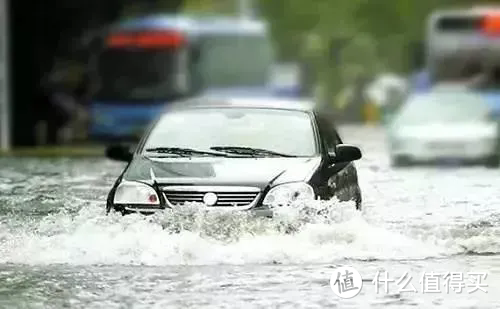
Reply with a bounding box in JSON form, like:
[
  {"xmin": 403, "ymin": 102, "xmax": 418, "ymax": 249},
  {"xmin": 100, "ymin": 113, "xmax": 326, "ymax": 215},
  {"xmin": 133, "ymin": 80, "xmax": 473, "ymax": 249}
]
[{"xmin": 104, "ymin": 97, "xmax": 363, "ymax": 217}]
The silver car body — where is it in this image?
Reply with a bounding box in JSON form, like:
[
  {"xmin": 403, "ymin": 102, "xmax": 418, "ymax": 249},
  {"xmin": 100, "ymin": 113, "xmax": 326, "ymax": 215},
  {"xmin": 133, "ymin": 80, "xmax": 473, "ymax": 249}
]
[{"xmin": 387, "ymin": 88, "xmax": 500, "ymax": 165}]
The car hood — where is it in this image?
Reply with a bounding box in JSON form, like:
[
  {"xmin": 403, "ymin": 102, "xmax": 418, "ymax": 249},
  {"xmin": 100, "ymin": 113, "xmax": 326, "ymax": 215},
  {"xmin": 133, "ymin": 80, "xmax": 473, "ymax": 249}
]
[{"xmin": 123, "ymin": 156, "xmax": 322, "ymax": 189}]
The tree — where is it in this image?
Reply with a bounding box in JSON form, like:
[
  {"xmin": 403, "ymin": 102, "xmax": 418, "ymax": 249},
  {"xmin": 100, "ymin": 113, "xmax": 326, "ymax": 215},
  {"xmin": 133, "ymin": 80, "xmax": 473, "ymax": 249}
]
[{"xmin": 256, "ymin": 0, "xmax": 500, "ymax": 98}]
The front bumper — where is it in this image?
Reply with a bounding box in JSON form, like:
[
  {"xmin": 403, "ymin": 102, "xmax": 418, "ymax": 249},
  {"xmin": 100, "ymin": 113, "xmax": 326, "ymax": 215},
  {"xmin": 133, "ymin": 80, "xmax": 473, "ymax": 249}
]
[
  {"xmin": 390, "ymin": 137, "xmax": 498, "ymax": 162},
  {"xmin": 113, "ymin": 204, "xmax": 274, "ymax": 218}
]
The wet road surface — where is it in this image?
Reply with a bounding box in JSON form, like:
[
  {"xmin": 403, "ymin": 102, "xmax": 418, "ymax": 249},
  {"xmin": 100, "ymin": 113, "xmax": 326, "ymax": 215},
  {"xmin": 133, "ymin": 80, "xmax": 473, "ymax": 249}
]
[{"xmin": 0, "ymin": 125, "xmax": 498, "ymax": 308}]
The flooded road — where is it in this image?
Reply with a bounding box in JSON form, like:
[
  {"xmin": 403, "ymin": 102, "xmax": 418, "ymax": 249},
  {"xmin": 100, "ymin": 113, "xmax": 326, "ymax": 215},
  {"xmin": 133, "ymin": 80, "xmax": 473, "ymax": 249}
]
[{"xmin": 0, "ymin": 125, "xmax": 498, "ymax": 308}]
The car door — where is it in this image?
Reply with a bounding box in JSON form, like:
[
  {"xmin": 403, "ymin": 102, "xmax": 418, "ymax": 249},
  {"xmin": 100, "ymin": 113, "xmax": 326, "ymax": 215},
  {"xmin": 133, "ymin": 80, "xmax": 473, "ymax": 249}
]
[{"xmin": 315, "ymin": 113, "xmax": 361, "ymax": 204}]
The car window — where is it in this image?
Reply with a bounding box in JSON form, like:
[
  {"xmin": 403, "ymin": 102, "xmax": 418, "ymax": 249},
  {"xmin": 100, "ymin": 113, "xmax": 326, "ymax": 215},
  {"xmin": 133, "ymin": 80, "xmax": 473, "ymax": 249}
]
[
  {"xmin": 333, "ymin": 128, "xmax": 342, "ymax": 144},
  {"xmin": 143, "ymin": 107, "xmax": 318, "ymax": 157},
  {"xmin": 394, "ymin": 91, "xmax": 490, "ymax": 126},
  {"xmin": 316, "ymin": 113, "xmax": 340, "ymax": 152}
]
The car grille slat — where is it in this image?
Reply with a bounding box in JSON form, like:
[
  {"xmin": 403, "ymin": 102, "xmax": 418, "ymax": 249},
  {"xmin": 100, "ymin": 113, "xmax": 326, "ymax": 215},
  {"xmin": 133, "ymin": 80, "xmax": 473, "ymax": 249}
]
[
  {"xmin": 162, "ymin": 188, "xmax": 260, "ymax": 207},
  {"xmin": 168, "ymin": 197, "xmax": 203, "ymax": 202},
  {"xmin": 167, "ymin": 195, "xmax": 202, "ymax": 199}
]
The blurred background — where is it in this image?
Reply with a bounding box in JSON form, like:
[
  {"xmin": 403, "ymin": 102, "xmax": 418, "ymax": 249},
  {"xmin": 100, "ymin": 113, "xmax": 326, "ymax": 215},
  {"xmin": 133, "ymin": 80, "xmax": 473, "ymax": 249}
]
[
  {"xmin": 3, "ymin": 0, "xmax": 500, "ymax": 150},
  {"xmin": 1, "ymin": 1, "xmax": 500, "ymax": 308}
]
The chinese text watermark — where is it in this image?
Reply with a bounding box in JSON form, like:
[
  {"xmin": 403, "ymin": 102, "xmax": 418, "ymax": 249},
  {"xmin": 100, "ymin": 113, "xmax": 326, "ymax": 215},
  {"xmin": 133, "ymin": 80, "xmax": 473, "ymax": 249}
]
[
  {"xmin": 330, "ymin": 266, "xmax": 488, "ymax": 298},
  {"xmin": 329, "ymin": 266, "xmax": 363, "ymax": 298},
  {"xmin": 372, "ymin": 270, "xmax": 488, "ymax": 294}
]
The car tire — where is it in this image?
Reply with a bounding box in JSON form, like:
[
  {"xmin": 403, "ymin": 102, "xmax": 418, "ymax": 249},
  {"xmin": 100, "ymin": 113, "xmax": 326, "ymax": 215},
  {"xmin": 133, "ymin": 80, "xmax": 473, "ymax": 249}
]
[
  {"xmin": 484, "ymin": 154, "xmax": 500, "ymax": 168},
  {"xmin": 391, "ymin": 155, "xmax": 412, "ymax": 168}
]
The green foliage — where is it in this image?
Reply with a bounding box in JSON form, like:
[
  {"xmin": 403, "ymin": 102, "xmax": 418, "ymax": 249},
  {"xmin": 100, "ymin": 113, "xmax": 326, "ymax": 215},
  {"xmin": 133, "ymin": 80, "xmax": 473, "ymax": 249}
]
[
  {"xmin": 182, "ymin": 0, "xmax": 237, "ymax": 14},
  {"xmin": 257, "ymin": 0, "xmax": 500, "ymax": 100}
]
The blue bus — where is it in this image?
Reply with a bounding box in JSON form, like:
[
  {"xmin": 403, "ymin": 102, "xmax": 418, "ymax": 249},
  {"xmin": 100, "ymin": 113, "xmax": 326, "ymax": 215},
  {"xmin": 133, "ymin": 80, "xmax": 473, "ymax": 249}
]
[{"xmin": 88, "ymin": 14, "xmax": 300, "ymax": 141}]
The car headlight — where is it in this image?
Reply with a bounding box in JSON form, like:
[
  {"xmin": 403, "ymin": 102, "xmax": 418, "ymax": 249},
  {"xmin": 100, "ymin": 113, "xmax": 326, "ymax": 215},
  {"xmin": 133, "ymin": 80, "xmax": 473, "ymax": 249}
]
[
  {"xmin": 113, "ymin": 181, "xmax": 160, "ymax": 205},
  {"xmin": 263, "ymin": 182, "xmax": 315, "ymax": 207}
]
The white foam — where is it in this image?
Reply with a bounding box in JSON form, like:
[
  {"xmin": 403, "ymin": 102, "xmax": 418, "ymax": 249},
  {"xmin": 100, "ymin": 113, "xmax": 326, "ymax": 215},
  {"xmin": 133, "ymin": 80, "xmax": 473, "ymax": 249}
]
[{"xmin": 0, "ymin": 198, "xmax": 474, "ymax": 266}]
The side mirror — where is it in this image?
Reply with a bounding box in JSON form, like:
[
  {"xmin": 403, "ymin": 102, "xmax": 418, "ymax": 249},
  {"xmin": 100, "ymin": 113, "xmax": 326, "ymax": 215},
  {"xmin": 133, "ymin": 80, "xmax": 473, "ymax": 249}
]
[
  {"xmin": 105, "ymin": 144, "xmax": 133, "ymax": 162},
  {"xmin": 328, "ymin": 144, "xmax": 362, "ymax": 164}
]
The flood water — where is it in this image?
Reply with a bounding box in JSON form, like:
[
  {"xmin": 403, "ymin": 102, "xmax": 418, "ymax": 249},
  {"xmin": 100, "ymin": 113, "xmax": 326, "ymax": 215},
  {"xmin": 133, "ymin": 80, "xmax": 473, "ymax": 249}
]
[{"xmin": 0, "ymin": 125, "xmax": 498, "ymax": 308}]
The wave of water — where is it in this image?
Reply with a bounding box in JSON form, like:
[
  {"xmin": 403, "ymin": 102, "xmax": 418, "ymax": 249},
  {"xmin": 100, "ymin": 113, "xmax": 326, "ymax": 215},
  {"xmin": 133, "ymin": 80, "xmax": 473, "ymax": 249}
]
[{"xmin": 0, "ymin": 197, "xmax": 497, "ymax": 266}]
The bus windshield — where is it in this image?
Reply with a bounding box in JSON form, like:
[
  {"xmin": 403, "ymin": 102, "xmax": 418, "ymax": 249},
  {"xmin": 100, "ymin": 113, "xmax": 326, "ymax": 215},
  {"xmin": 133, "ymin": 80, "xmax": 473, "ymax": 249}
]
[
  {"xmin": 92, "ymin": 30, "xmax": 275, "ymax": 101},
  {"xmin": 94, "ymin": 47, "xmax": 189, "ymax": 101},
  {"xmin": 198, "ymin": 34, "xmax": 273, "ymax": 87},
  {"xmin": 426, "ymin": 9, "xmax": 500, "ymax": 88}
]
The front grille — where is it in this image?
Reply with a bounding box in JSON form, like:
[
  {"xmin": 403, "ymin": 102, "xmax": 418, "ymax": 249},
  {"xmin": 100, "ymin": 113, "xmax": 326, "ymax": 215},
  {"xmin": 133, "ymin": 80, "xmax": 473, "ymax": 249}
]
[{"xmin": 162, "ymin": 186, "xmax": 260, "ymax": 207}]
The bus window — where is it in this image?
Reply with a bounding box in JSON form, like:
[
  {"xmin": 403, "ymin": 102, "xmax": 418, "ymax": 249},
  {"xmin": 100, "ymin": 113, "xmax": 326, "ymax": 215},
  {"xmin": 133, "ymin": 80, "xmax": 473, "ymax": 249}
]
[
  {"xmin": 432, "ymin": 58, "xmax": 491, "ymax": 89},
  {"xmin": 479, "ymin": 66, "xmax": 500, "ymax": 89},
  {"xmin": 94, "ymin": 31, "xmax": 191, "ymax": 101},
  {"xmin": 187, "ymin": 42, "xmax": 204, "ymax": 93},
  {"xmin": 198, "ymin": 34, "xmax": 274, "ymax": 87},
  {"xmin": 426, "ymin": 8, "xmax": 500, "ymax": 87},
  {"xmin": 491, "ymin": 67, "xmax": 500, "ymax": 86}
]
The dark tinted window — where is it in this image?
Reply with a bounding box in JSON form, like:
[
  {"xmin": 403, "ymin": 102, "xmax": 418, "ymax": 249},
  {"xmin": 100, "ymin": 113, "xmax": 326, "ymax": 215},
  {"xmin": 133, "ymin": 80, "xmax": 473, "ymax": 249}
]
[
  {"xmin": 316, "ymin": 113, "xmax": 341, "ymax": 152},
  {"xmin": 94, "ymin": 47, "xmax": 189, "ymax": 101},
  {"xmin": 435, "ymin": 16, "xmax": 482, "ymax": 32}
]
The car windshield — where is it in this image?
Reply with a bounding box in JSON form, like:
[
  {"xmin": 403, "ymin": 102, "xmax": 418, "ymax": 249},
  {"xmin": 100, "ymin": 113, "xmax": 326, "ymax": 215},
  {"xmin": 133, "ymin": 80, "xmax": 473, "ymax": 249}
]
[
  {"xmin": 393, "ymin": 91, "xmax": 491, "ymax": 126},
  {"xmin": 142, "ymin": 107, "xmax": 317, "ymax": 157},
  {"xmin": 198, "ymin": 34, "xmax": 273, "ymax": 87}
]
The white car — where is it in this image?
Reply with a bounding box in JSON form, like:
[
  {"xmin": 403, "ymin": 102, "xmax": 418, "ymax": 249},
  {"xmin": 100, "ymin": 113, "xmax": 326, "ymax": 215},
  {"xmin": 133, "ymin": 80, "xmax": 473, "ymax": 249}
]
[{"xmin": 387, "ymin": 88, "xmax": 500, "ymax": 167}]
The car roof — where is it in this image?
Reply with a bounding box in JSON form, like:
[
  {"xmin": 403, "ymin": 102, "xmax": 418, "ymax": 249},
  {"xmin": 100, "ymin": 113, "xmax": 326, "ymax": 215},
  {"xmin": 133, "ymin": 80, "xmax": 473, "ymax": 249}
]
[{"xmin": 164, "ymin": 96, "xmax": 319, "ymax": 113}]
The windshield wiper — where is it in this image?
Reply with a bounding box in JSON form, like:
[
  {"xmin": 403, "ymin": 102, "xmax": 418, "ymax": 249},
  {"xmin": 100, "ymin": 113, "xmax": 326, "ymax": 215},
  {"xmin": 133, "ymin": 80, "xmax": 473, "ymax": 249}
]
[
  {"xmin": 145, "ymin": 147, "xmax": 229, "ymax": 157},
  {"xmin": 209, "ymin": 146, "xmax": 296, "ymax": 158}
]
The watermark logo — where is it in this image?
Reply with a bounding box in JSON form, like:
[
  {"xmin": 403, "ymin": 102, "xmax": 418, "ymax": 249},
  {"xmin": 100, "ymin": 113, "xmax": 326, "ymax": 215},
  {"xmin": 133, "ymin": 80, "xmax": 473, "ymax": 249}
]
[
  {"xmin": 329, "ymin": 268, "xmax": 488, "ymax": 298},
  {"xmin": 329, "ymin": 266, "xmax": 363, "ymax": 298}
]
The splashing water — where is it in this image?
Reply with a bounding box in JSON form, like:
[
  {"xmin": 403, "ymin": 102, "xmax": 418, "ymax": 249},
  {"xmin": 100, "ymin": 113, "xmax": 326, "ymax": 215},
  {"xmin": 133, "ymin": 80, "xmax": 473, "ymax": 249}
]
[
  {"xmin": 0, "ymin": 196, "xmax": 480, "ymax": 267},
  {"xmin": 0, "ymin": 155, "xmax": 498, "ymax": 268}
]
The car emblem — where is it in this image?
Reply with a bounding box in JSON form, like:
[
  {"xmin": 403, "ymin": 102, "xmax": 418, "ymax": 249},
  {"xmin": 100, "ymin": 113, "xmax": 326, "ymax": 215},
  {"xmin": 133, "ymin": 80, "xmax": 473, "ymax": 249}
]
[{"xmin": 203, "ymin": 192, "xmax": 218, "ymax": 206}]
